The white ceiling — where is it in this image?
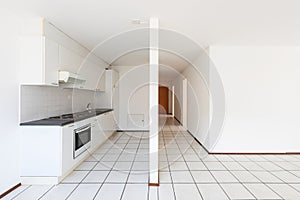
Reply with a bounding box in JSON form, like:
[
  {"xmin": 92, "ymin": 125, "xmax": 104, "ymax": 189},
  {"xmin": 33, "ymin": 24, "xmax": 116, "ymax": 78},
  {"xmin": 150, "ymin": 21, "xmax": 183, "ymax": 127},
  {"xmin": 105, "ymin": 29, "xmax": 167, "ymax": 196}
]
[
  {"xmin": 112, "ymin": 50, "xmax": 189, "ymax": 81},
  {"xmin": 7, "ymin": 0, "xmax": 300, "ymax": 48},
  {"xmin": 112, "ymin": 50, "xmax": 189, "ymax": 69},
  {"xmin": 5, "ymin": 0, "xmax": 300, "ymax": 80}
]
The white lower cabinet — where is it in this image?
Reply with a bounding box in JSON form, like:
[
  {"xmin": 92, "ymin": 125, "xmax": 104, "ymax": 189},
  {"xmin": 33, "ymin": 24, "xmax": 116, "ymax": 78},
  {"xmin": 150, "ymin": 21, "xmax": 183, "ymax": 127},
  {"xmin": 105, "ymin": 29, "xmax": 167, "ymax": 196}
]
[
  {"xmin": 92, "ymin": 111, "xmax": 115, "ymax": 149},
  {"xmin": 97, "ymin": 111, "xmax": 115, "ymax": 139},
  {"xmin": 20, "ymin": 126, "xmax": 62, "ymax": 178},
  {"xmin": 61, "ymin": 123, "xmax": 75, "ymax": 175},
  {"xmin": 20, "ymin": 111, "xmax": 115, "ymax": 185},
  {"xmin": 91, "ymin": 118, "xmax": 104, "ymax": 150}
]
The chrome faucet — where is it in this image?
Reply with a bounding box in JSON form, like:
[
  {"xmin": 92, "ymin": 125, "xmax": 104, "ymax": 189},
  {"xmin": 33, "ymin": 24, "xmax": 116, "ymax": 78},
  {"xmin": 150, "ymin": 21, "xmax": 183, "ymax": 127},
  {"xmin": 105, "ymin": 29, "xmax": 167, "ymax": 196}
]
[{"xmin": 86, "ymin": 103, "xmax": 92, "ymax": 112}]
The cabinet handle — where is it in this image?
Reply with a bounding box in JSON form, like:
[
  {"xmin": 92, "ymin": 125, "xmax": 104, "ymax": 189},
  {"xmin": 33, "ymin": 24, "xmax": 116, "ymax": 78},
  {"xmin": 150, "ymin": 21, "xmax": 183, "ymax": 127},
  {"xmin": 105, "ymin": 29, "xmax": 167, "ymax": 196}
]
[
  {"xmin": 51, "ymin": 83, "xmax": 58, "ymax": 86},
  {"xmin": 68, "ymin": 125, "xmax": 74, "ymax": 127}
]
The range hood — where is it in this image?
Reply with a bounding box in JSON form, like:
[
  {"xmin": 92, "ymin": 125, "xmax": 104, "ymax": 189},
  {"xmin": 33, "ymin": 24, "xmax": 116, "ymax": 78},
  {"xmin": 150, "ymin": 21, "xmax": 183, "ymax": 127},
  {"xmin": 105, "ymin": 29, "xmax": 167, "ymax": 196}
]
[{"xmin": 59, "ymin": 71, "xmax": 86, "ymax": 88}]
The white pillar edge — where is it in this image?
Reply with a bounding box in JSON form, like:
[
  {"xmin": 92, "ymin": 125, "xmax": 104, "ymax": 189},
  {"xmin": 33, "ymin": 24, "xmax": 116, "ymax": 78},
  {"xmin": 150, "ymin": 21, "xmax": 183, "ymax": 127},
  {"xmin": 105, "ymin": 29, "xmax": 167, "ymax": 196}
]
[{"xmin": 149, "ymin": 17, "xmax": 159, "ymax": 185}]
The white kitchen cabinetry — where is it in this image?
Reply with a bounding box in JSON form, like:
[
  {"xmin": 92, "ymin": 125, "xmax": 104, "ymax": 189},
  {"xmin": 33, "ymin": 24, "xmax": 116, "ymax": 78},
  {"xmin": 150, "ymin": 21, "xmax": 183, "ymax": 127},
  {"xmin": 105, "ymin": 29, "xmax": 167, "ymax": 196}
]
[
  {"xmin": 61, "ymin": 123, "xmax": 75, "ymax": 175},
  {"xmin": 20, "ymin": 112, "xmax": 115, "ymax": 184},
  {"xmin": 20, "ymin": 126, "xmax": 62, "ymax": 178},
  {"xmin": 97, "ymin": 70, "xmax": 118, "ymax": 107},
  {"xmin": 96, "ymin": 71, "xmax": 106, "ymax": 91},
  {"xmin": 91, "ymin": 118, "xmax": 103, "ymax": 150},
  {"xmin": 92, "ymin": 111, "xmax": 115, "ymax": 150},
  {"xmin": 81, "ymin": 59, "xmax": 105, "ymax": 91},
  {"xmin": 112, "ymin": 70, "xmax": 119, "ymax": 126},
  {"xmin": 97, "ymin": 70, "xmax": 119, "ymax": 124},
  {"xmin": 20, "ymin": 37, "xmax": 59, "ymax": 86},
  {"xmin": 97, "ymin": 111, "xmax": 115, "ymax": 138},
  {"xmin": 58, "ymin": 45, "xmax": 84, "ymax": 73},
  {"xmin": 20, "ymin": 18, "xmax": 109, "ymax": 88},
  {"xmin": 108, "ymin": 70, "xmax": 119, "ymax": 108}
]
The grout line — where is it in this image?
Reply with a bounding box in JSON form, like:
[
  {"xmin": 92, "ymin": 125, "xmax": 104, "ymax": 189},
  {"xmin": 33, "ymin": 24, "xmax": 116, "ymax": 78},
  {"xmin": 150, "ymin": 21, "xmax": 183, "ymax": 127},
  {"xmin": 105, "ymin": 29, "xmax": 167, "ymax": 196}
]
[
  {"xmin": 37, "ymin": 185, "xmax": 55, "ymax": 200},
  {"xmin": 11, "ymin": 186, "xmax": 32, "ymax": 200},
  {"xmin": 171, "ymin": 125, "xmax": 204, "ymax": 200},
  {"xmin": 161, "ymin": 120, "xmax": 177, "ymax": 200},
  {"xmin": 120, "ymin": 132, "xmax": 144, "ymax": 199},
  {"xmin": 66, "ymin": 136, "xmax": 121, "ymax": 199},
  {"xmin": 94, "ymin": 132, "xmax": 140, "ymax": 198}
]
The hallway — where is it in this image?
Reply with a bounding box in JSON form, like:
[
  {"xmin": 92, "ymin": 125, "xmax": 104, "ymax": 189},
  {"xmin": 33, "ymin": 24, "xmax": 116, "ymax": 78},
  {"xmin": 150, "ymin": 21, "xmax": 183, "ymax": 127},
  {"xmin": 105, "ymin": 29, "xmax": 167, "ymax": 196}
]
[{"xmin": 6, "ymin": 116, "xmax": 300, "ymax": 199}]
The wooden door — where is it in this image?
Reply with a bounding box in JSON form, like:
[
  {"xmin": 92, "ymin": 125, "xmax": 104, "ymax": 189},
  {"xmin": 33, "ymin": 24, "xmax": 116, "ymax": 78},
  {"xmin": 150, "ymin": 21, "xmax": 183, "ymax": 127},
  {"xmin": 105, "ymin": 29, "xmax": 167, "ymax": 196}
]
[{"xmin": 159, "ymin": 86, "xmax": 169, "ymax": 114}]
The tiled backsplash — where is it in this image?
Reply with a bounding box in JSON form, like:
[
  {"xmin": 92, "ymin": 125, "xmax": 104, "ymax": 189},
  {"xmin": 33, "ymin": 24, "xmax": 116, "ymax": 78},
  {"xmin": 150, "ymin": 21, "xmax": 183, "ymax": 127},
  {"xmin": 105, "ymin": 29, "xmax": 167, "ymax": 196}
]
[{"xmin": 20, "ymin": 85, "xmax": 102, "ymax": 122}]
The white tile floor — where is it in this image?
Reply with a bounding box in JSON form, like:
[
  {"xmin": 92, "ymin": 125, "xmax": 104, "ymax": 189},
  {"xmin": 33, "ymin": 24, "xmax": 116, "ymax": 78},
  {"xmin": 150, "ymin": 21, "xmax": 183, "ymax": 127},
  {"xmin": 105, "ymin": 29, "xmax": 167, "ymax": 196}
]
[{"xmin": 6, "ymin": 116, "xmax": 300, "ymax": 199}]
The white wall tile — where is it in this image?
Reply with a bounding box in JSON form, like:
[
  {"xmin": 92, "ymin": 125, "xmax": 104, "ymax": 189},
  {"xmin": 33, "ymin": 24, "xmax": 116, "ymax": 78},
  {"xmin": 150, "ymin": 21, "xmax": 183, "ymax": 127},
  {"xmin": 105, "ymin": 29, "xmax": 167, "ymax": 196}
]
[{"xmin": 20, "ymin": 85, "xmax": 102, "ymax": 122}]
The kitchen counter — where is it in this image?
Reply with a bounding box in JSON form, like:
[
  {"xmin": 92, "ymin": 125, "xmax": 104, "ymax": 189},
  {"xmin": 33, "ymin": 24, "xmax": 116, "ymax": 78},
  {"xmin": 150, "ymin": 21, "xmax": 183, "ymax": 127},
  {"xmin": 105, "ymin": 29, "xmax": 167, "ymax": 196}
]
[{"xmin": 20, "ymin": 108, "xmax": 113, "ymax": 126}]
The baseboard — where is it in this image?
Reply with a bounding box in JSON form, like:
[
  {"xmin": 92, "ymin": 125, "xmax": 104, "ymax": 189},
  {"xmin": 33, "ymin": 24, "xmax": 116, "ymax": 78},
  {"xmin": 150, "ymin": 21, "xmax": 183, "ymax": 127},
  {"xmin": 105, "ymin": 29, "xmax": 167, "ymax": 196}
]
[
  {"xmin": 211, "ymin": 152, "xmax": 300, "ymax": 155},
  {"xmin": 148, "ymin": 183, "xmax": 160, "ymax": 186},
  {"xmin": 173, "ymin": 116, "xmax": 182, "ymax": 125},
  {"xmin": 21, "ymin": 177, "xmax": 59, "ymax": 185},
  {"xmin": 0, "ymin": 183, "xmax": 21, "ymax": 199},
  {"xmin": 149, "ymin": 170, "xmax": 160, "ymax": 187},
  {"xmin": 186, "ymin": 130, "xmax": 300, "ymax": 155},
  {"xmin": 117, "ymin": 130, "xmax": 150, "ymax": 132},
  {"xmin": 186, "ymin": 130, "xmax": 210, "ymax": 153}
]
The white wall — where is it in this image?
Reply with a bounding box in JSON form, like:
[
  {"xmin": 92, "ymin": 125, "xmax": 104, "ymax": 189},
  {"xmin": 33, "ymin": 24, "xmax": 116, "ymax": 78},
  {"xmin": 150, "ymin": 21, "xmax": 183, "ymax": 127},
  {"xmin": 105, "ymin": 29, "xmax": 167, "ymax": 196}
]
[
  {"xmin": 0, "ymin": 9, "xmax": 22, "ymax": 194},
  {"xmin": 173, "ymin": 75, "xmax": 183, "ymax": 122},
  {"xmin": 114, "ymin": 65, "xmax": 149, "ymax": 130},
  {"xmin": 210, "ymin": 46, "xmax": 300, "ymax": 153},
  {"xmin": 183, "ymin": 64, "xmax": 210, "ymax": 148}
]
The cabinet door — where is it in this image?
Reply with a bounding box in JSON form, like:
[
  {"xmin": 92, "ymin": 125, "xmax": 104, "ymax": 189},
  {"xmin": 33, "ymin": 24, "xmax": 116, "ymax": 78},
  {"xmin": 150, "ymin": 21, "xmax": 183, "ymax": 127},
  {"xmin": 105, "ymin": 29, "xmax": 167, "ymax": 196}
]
[
  {"xmin": 96, "ymin": 115, "xmax": 110, "ymax": 143},
  {"xmin": 59, "ymin": 45, "xmax": 84, "ymax": 73},
  {"xmin": 109, "ymin": 111, "xmax": 116, "ymax": 133},
  {"xmin": 20, "ymin": 36, "xmax": 44, "ymax": 84},
  {"xmin": 112, "ymin": 71, "xmax": 119, "ymax": 124},
  {"xmin": 112, "ymin": 70, "xmax": 119, "ymax": 87},
  {"xmin": 44, "ymin": 38, "xmax": 59, "ymax": 86},
  {"xmin": 102, "ymin": 112, "xmax": 115, "ymax": 138},
  {"xmin": 96, "ymin": 69, "xmax": 106, "ymax": 91},
  {"xmin": 20, "ymin": 126, "xmax": 62, "ymax": 176},
  {"xmin": 81, "ymin": 60, "xmax": 103, "ymax": 90},
  {"xmin": 91, "ymin": 118, "xmax": 105, "ymax": 150},
  {"xmin": 62, "ymin": 124, "xmax": 75, "ymax": 174}
]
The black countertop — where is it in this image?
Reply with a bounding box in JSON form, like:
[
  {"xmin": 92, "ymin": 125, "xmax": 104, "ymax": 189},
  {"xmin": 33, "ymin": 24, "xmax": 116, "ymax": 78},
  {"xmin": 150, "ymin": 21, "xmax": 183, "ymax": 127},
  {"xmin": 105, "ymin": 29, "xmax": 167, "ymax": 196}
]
[{"xmin": 20, "ymin": 108, "xmax": 113, "ymax": 126}]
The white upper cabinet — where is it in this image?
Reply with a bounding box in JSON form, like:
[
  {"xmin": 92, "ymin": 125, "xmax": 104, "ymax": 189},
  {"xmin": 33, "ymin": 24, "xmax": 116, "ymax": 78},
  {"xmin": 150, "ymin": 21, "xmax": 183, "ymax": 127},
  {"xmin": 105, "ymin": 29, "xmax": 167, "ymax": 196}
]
[
  {"xmin": 20, "ymin": 35, "xmax": 59, "ymax": 86},
  {"xmin": 58, "ymin": 46, "xmax": 84, "ymax": 73},
  {"xmin": 20, "ymin": 19, "xmax": 59, "ymax": 86},
  {"xmin": 44, "ymin": 38, "xmax": 59, "ymax": 86},
  {"xmin": 96, "ymin": 69, "xmax": 119, "ymax": 106},
  {"xmin": 81, "ymin": 59, "xmax": 102, "ymax": 90},
  {"xmin": 96, "ymin": 69, "xmax": 106, "ymax": 91},
  {"xmin": 20, "ymin": 18, "xmax": 108, "ymax": 89}
]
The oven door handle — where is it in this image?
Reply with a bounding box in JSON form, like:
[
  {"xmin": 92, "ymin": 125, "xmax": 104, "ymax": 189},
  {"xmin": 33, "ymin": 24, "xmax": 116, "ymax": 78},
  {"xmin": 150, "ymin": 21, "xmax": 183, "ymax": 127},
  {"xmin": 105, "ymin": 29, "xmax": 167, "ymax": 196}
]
[{"xmin": 75, "ymin": 125, "xmax": 91, "ymax": 133}]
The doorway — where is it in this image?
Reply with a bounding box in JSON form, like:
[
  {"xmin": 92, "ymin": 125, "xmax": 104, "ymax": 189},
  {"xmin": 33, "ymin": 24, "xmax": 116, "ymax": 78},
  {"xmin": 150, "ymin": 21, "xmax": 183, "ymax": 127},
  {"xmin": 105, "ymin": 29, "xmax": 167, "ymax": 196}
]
[{"xmin": 159, "ymin": 86, "xmax": 169, "ymax": 114}]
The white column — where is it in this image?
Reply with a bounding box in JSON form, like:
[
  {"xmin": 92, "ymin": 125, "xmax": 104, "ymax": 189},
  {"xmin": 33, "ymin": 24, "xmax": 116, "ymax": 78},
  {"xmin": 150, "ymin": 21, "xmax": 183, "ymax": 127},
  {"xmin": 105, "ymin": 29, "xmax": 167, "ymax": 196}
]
[{"xmin": 149, "ymin": 17, "xmax": 159, "ymax": 185}]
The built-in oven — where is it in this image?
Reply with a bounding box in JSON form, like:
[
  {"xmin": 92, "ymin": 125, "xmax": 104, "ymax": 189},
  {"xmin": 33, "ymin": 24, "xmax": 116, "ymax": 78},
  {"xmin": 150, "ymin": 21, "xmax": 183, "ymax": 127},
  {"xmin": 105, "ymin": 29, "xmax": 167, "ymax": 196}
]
[{"xmin": 73, "ymin": 124, "xmax": 91, "ymax": 159}]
